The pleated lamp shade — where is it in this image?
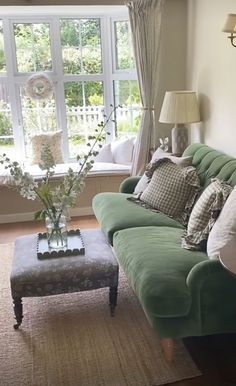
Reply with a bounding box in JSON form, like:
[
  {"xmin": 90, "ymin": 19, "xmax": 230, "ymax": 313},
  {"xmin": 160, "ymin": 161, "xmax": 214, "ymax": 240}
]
[
  {"xmin": 159, "ymin": 91, "xmax": 200, "ymax": 124},
  {"xmin": 159, "ymin": 91, "xmax": 200, "ymax": 155}
]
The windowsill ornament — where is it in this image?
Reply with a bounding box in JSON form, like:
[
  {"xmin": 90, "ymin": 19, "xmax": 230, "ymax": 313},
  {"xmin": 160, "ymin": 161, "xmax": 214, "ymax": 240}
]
[{"xmin": 159, "ymin": 137, "xmax": 169, "ymax": 152}]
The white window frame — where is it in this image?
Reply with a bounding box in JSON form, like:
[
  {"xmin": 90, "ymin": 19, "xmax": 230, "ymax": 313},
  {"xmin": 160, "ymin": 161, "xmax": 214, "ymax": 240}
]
[{"xmin": 0, "ymin": 6, "xmax": 138, "ymax": 162}]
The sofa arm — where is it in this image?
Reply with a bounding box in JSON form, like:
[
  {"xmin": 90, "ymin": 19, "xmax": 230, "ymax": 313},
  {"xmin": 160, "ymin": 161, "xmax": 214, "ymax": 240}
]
[
  {"xmin": 119, "ymin": 176, "xmax": 141, "ymax": 193},
  {"xmin": 186, "ymin": 259, "xmax": 225, "ymax": 289},
  {"xmin": 186, "ymin": 259, "xmax": 236, "ymax": 318}
]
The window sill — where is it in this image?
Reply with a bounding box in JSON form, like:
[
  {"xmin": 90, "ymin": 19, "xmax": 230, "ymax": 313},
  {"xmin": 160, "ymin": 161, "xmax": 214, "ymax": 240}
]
[{"xmin": 0, "ymin": 161, "xmax": 131, "ymax": 184}]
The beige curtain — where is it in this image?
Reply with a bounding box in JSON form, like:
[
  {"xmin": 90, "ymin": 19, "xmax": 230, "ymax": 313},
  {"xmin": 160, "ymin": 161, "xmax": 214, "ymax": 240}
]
[{"xmin": 125, "ymin": 0, "xmax": 163, "ymax": 175}]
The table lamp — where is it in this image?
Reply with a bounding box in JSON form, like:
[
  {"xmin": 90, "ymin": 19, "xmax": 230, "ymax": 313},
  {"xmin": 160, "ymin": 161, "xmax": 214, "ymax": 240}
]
[{"xmin": 159, "ymin": 91, "xmax": 200, "ymax": 155}]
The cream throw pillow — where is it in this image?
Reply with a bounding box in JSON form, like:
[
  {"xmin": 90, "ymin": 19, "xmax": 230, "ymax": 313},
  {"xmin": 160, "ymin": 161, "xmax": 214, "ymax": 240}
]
[
  {"xmin": 111, "ymin": 138, "xmax": 134, "ymax": 165},
  {"xmin": 207, "ymin": 186, "xmax": 236, "ymax": 259},
  {"xmin": 94, "ymin": 143, "xmax": 113, "ymax": 163},
  {"xmin": 31, "ymin": 131, "xmax": 64, "ymax": 165}
]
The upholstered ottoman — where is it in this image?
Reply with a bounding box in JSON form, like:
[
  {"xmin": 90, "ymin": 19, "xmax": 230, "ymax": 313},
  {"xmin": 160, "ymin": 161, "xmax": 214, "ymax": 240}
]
[{"xmin": 11, "ymin": 229, "xmax": 119, "ymax": 329}]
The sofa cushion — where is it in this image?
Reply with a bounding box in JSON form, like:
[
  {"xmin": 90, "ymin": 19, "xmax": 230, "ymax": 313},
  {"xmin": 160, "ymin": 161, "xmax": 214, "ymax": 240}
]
[
  {"xmin": 182, "ymin": 179, "xmax": 232, "ymax": 251},
  {"xmin": 113, "ymin": 226, "xmax": 207, "ymax": 318},
  {"xmin": 140, "ymin": 158, "xmax": 200, "ymax": 225},
  {"xmin": 134, "ymin": 148, "xmax": 192, "ymax": 194},
  {"xmin": 92, "ymin": 192, "xmax": 184, "ymax": 244},
  {"xmin": 207, "ymin": 186, "xmax": 236, "ymax": 258},
  {"xmin": 30, "ymin": 131, "xmax": 64, "ymax": 165}
]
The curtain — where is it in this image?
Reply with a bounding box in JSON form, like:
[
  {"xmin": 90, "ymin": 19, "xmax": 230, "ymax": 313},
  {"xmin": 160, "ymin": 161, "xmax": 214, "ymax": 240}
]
[{"xmin": 125, "ymin": 0, "xmax": 163, "ymax": 175}]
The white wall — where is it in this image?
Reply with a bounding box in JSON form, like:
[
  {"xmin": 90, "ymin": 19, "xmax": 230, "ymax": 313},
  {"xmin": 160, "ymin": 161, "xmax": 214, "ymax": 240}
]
[
  {"xmin": 156, "ymin": 0, "xmax": 187, "ymax": 143},
  {"xmin": 187, "ymin": 0, "xmax": 236, "ymax": 157}
]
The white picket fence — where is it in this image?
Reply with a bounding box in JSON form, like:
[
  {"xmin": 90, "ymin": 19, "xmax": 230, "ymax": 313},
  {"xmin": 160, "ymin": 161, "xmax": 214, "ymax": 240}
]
[
  {"xmin": 66, "ymin": 105, "xmax": 138, "ymax": 132},
  {"xmin": 0, "ymin": 104, "xmax": 140, "ymax": 149}
]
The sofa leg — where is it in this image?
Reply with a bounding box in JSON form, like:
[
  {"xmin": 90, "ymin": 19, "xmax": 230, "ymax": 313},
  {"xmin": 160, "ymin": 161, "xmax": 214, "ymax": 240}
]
[{"xmin": 161, "ymin": 338, "xmax": 174, "ymax": 363}]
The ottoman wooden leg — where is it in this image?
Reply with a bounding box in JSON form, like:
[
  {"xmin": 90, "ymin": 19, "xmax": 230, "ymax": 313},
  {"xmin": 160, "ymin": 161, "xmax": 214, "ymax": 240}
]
[
  {"xmin": 13, "ymin": 297, "xmax": 23, "ymax": 329},
  {"xmin": 109, "ymin": 286, "xmax": 118, "ymax": 317}
]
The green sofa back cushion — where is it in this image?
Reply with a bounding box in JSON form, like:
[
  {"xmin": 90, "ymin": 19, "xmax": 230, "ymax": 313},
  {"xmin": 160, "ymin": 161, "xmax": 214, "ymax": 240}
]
[{"xmin": 183, "ymin": 143, "xmax": 236, "ymax": 187}]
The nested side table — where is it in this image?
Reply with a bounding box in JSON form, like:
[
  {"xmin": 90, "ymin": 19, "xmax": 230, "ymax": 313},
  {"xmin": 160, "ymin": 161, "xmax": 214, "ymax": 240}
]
[{"xmin": 11, "ymin": 229, "xmax": 119, "ymax": 329}]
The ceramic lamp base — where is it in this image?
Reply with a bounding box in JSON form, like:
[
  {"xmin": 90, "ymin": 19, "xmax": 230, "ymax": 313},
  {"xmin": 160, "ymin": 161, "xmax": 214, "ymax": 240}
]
[{"xmin": 171, "ymin": 124, "xmax": 188, "ymax": 156}]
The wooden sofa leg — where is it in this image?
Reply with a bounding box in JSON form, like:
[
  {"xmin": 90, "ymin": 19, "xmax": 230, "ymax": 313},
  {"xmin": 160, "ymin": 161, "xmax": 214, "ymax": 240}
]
[{"xmin": 161, "ymin": 338, "xmax": 174, "ymax": 363}]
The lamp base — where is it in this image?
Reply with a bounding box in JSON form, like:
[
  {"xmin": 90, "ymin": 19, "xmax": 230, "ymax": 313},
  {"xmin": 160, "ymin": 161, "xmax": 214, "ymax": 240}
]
[{"xmin": 171, "ymin": 124, "xmax": 188, "ymax": 156}]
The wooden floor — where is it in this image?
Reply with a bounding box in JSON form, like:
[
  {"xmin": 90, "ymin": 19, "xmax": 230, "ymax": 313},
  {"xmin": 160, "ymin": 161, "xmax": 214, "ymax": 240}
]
[
  {"xmin": 1, "ymin": 216, "xmax": 236, "ymax": 386},
  {"xmin": 0, "ymin": 215, "xmax": 98, "ymax": 244}
]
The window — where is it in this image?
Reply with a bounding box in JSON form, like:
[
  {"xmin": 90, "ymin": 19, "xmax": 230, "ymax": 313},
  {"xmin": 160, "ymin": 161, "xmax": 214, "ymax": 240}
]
[
  {"xmin": 60, "ymin": 18, "xmax": 102, "ymax": 75},
  {"xmin": 114, "ymin": 20, "xmax": 134, "ymax": 71},
  {"xmin": 112, "ymin": 19, "xmax": 141, "ymax": 140},
  {"xmin": 0, "ymin": 20, "xmax": 6, "ymax": 73},
  {"xmin": 0, "ymin": 10, "xmax": 141, "ymax": 162},
  {"xmin": 0, "ymin": 84, "xmax": 14, "ymax": 157},
  {"xmin": 14, "ymin": 22, "xmax": 52, "ymax": 72}
]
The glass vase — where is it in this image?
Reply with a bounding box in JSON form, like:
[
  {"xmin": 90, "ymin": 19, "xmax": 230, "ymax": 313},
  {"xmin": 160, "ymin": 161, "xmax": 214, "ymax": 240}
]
[{"xmin": 45, "ymin": 210, "xmax": 68, "ymax": 250}]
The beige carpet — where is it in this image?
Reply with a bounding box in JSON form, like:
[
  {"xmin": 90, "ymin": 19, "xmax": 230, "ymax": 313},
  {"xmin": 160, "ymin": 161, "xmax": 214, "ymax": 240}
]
[{"xmin": 0, "ymin": 243, "xmax": 201, "ymax": 386}]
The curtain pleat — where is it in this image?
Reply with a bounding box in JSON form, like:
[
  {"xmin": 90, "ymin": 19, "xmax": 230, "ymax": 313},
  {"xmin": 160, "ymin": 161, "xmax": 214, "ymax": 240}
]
[{"xmin": 125, "ymin": 0, "xmax": 164, "ymax": 175}]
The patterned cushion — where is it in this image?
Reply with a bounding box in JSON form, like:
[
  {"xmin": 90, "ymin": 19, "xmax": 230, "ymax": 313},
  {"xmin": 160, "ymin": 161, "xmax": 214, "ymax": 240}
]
[
  {"xmin": 134, "ymin": 149, "xmax": 192, "ymax": 194},
  {"xmin": 31, "ymin": 131, "xmax": 64, "ymax": 165},
  {"xmin": 182, "ymin": 179, "xmax": 233, "ymax": 251},
  {"xmin": 140, "ymin": 158, "xmax": 200, "ymax": 225}
]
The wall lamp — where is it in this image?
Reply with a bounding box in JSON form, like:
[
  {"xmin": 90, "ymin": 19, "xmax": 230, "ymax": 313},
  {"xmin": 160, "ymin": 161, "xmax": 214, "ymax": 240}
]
[{"xmin": 223, "ymin": 14, "xmax": 236, "ymax": 47}]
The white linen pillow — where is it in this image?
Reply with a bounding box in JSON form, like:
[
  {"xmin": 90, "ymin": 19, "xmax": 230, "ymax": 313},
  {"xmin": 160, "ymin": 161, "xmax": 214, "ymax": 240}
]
[
  {"xmin": 94, "ymin": 143, "xmax": 113, "ymax": 163},
  {"xmin": 111, "ymin": 138, "xmax": 134, "ymax": 165},
  {"xmin": 207, "ymin": 186, "xmax": 236, "ymax": 259},
  {"xmin": 134, "ymin": 147, "xmax": 192, "ymax": 195},
  {"xmin": 150, "ymin": 147, "xmax": 172, "ymax": 163},
  {"xmin": 31, "ymin": 131, "xmax": 64, "ymax": 165}
]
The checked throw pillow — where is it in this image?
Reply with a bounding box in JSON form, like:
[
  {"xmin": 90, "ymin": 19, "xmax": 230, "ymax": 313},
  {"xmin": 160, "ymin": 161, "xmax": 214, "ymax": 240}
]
[
  {"xmin": 140, "ymin": 158, "xmax": 200, "ymax": 225},
  {"xmin": 182, "ymin": 178, "xmax": 233, "ymax": 251}
]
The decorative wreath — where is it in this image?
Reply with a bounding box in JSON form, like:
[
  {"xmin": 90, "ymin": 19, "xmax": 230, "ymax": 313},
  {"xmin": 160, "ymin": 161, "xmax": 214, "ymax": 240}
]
[{"xmin": 26, "ymin": 73, "xmax": 53, "ymax": 100}]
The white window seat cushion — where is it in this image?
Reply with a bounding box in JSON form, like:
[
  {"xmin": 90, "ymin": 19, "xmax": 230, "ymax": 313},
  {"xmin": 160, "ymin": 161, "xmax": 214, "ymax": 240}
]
[{"xmin": 0, "ymin": 162, "xmax": 130, "ymax": 184}]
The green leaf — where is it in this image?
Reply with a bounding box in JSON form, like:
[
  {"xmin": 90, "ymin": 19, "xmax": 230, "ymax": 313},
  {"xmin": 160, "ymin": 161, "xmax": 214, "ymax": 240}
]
[{"xmin": 34, "ymin": 209, "xmax": 47, "ymax": 220}]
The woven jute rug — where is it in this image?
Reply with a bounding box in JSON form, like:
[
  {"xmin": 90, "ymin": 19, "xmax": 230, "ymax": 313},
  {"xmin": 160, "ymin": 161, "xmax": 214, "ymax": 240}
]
[{"xmin": 0, "ymin": 243, "xmax": 201, "ymax": 386}]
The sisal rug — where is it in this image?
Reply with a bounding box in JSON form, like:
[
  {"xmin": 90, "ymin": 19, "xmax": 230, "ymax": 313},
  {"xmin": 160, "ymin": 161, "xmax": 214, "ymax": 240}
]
[{"xmin": 0, "ymin": 243, "xmax": 201, "ymax": 386}]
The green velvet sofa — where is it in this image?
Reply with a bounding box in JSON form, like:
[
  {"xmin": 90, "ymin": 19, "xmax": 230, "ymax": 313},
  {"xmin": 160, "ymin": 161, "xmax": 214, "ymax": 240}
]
[{"xmin": 92, "ymin": 143, "xmax": 236, "ymax": 360}]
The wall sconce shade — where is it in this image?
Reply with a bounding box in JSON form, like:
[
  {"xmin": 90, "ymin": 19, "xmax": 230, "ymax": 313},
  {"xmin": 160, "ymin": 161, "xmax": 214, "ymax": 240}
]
[
  {"xmin": 159, "ymin": 91, "xmax": 200, "ymax": 155},
  {"xmin": 222, "ymin": 14, "xmax": 236, "ymax": 47}
]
